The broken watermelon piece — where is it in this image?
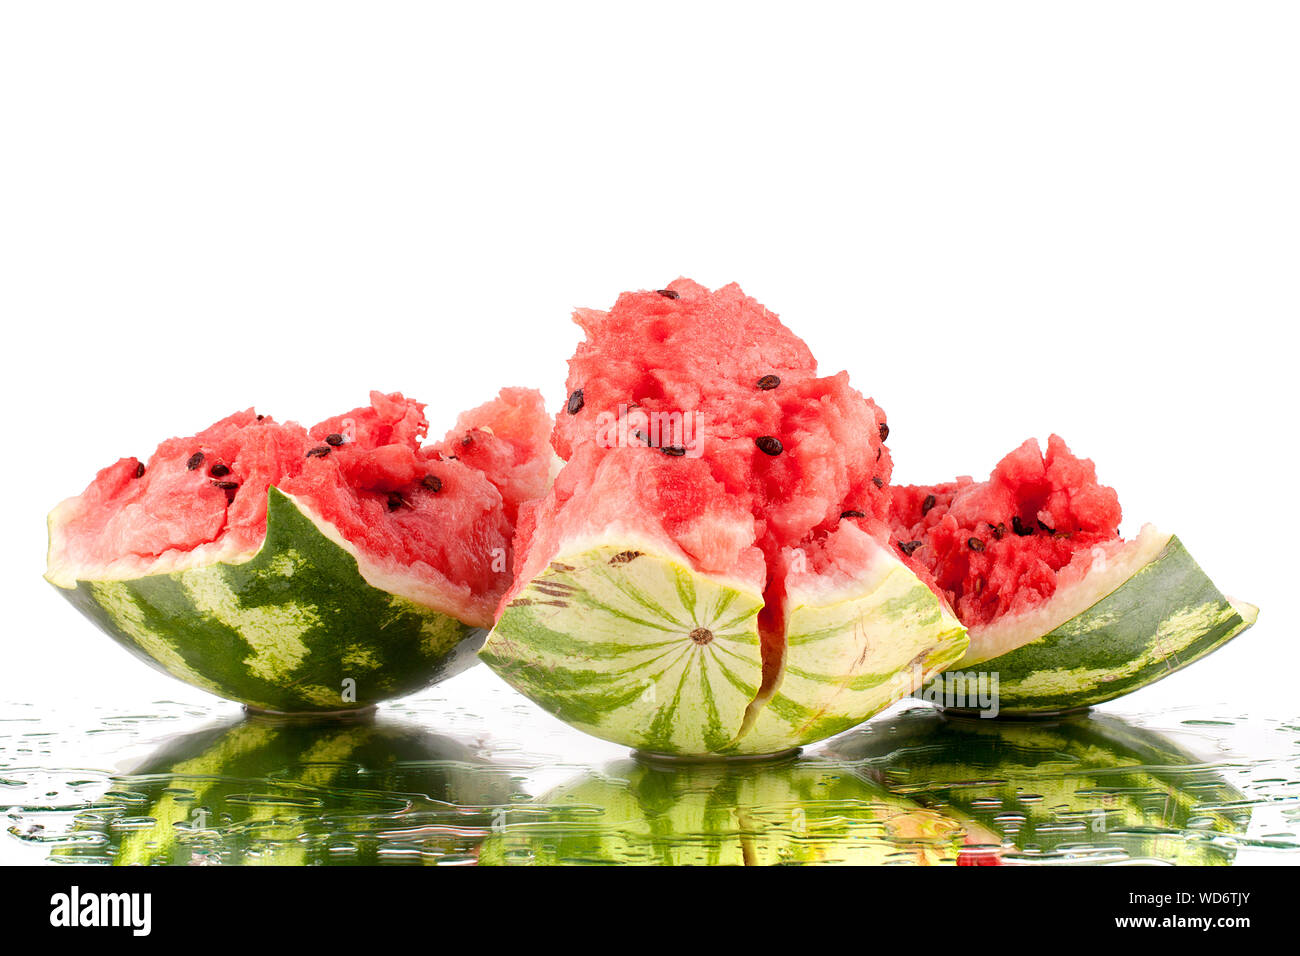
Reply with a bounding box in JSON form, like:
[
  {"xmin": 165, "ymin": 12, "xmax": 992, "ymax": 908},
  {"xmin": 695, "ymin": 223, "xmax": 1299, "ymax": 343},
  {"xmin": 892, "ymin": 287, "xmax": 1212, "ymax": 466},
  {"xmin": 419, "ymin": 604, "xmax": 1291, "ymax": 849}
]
[
  {"xmin": 890, "ymin": 436, "xmax": 1257, "ymax": 715},
  {"xmin": 480, "ymin": 280, "xmax": 968, "ymax": 756},
  {"xmin": 46, "ymin": 389, "xmax": 553, "ymax": 713}
]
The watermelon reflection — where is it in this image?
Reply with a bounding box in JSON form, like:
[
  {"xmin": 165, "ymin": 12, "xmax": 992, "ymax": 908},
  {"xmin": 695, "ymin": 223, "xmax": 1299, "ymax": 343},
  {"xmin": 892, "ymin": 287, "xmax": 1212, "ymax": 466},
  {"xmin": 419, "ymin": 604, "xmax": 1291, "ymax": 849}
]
[
  {"xmin": 826, "ymin": 707, "xmax": 1250, "ymax": 865},
  {"xmin": 51, "ymin": 713, "xmax": 516, "ymax": 865},
  {"xmin": 479, "ymin": 755, "xmax": 980, "ymax": 865}
]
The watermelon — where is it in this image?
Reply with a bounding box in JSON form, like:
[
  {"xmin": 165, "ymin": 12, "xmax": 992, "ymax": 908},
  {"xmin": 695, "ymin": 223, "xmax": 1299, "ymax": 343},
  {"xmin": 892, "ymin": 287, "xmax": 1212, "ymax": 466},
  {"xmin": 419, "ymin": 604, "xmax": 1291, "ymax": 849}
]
[
  {"xmin": 51, "ymin": 713, "xmax": 516, "ymax": 865},
  {"xmin": 45, "ymin": 389, "xmax": 553, "ymax": 713},
  {"xmin": 890, "ymin": 436, "xmax": 1257, "ymax": 715},
  {"xmin": 478, "ymin": 756, "xmax": 975, "ymax": 866},
  {"xmin": 481, "ymin": 281, "xmax": 968, "ymax": 757},
  {"xmin": 829, "ymin": 707, "xmax": 1250, "ymax": 865}
]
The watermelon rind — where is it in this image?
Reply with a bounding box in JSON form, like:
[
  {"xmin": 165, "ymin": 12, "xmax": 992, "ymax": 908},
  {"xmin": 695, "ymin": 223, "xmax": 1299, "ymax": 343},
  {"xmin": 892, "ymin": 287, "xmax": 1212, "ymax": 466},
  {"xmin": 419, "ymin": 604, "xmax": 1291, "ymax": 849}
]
[
  {"xmin": 479, "ymin": 535, "xmax": 968, "ymax": 757},
  {"xmin": 50, "ymin": 713, "xmax": 513, "ymax": 865},
  {"xmin": 46, "ymin": 488, "xmax": 485, "ymax": 713},
  {"xmin": 477, "ymin": 755, "xmax": 970, "ymax": 865},
  {"xmin": 739, "ymin": 537, "xmax": 969, "ymax": 753},
  {"xmin": 935, "ymin": 534, "xmax": 1255, "ymax": 716},
  {"xmin": 828, "ymin": 707, "xmax": 1250, "ymax": 865}
]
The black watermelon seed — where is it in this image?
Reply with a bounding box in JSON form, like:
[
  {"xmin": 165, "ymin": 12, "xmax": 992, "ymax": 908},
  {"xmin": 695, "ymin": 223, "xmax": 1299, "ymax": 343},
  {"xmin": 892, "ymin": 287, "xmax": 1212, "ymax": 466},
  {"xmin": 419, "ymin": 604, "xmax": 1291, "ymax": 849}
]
[
  {"xmin": 213, "ymin": 480, "xmax": 239, "ymax": 491},
  {"xmin": 756, "ymin": 374, "xmax": 781, "ymax": 390},
  {"xmin": 421, "ymin": 474, "xmax": 442, "ymax": 493},
  {"xmin": 387, "ymin": 492, "xmax": 407, "ymax": 512},
  {"xmin": 306, "ymin": 446, "xmax": 331, "ymax": 459},
  {"xmin": 878, "ymin": 423, "xmax": 890, "ymax": 442},
  {"xmin": 566, "ymin": 389, "xmax": 585, "ymax": 415},
  {"xmin": 921, "ymin": 494, "xmax": 937, "ymax": 516},
  {"xmin": 461, "ymin": 433, "xmax": 474, "ymax": 447},
  {"xmin": 209, "ymin": 463, "xmax": 230, "ymax": 478},
  {"xmin": 186, "ymin": 452, "xmax": 205, "ymax": 471},
  {"xmin": 1012, "ymin": 516, "xmax": 1033, "ymax": 536},
  {"xmin": 967, "ymin": 537, "xmax": 985, "ymax": 552},
  {"xmin": 990, "ymin": 522, "xmax": 1006, "ymax": 540},
  {"xmin": 755, "ymin": 436, "xmax": 783, "ymax": 456},
  {"xmin": 1038, "ymin": 519, "xmax": 1055, "ymax": 533},
  {"xmin": 633, "ymin": 430, "xmax": 651, "ymax": 446},
  {"xmin": 608, "ymin": 550, "xmax": 643, "ymax": 565},
  {"xmin": 134, "ymin": 462, "xmax": 145, "ymax": 479},
  {"xmin": 661, "ymin": 445, "xmax": 687, "ymax": 457},
  {"xmin": 655, "ymin": 288, "xmax": 680, "ymax": 299},
  {"xmin": 872, "ymin": 476, "xmax": 884, "ymax": 489},
  {"xmin": 898, "ymin": 540, "xmax": 923, "ymax": 556},
  {"xmin": 876, "ymin": 447, "xmax": 882, "ymax": 462},
  {"xmin": 533, "ymin": 582, "xmax": 574, "ymax": 597},
  {"xmin": 841, "ymin": 510, "xmax": 866, "ymax": 519},
  {"xmin": 325, "ymin": 433, "xmax": 344, "ymax": 446}
]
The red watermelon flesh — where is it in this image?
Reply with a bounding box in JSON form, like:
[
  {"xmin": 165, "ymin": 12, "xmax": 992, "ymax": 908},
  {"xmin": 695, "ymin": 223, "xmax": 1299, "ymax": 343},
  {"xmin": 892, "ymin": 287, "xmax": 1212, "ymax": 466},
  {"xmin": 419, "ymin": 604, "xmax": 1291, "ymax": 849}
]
[
  {"xmin": 438, "ymin": 386, "xmax": 560, "ymax": 526},
  {"xmin": 889, "ymin": 435, "xmax": 1124, "ymax": 630},
  {"xmin": 48, "ymin": 389, "xmax": 552, "ymax": 627},
  {"xmin": 509, "ymin": 279, "xmax": 893, "ymax": 692}
]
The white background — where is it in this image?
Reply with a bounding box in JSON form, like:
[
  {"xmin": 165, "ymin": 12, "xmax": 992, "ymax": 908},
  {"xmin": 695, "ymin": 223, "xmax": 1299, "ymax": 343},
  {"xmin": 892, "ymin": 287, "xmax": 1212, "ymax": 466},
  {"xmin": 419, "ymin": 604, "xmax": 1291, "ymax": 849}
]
[{"xmin": 1, "ymin": 2, "xmax": 1296, "ymax": 716}]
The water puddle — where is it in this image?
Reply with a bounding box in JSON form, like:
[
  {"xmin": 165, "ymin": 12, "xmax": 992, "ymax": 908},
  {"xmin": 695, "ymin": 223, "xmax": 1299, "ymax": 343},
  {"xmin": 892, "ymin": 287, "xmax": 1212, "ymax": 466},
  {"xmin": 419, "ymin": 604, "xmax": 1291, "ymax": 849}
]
[{"xmin": 3, "ymin": 671, "xmax": 1297, "ymax": 865}]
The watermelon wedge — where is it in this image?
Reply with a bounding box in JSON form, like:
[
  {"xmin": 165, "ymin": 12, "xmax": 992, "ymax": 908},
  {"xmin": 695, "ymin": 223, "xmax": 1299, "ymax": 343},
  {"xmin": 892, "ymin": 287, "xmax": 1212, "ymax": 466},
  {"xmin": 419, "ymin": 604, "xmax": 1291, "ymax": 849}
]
[
  {"xmin": 890, "ymin": 436, "xmax": 1257, "ymax": 715},
  {"xmin": 480, "ymin": 281, "xmax": 968, "ymax": 756},
  {"xmin": 46, "ymin": 389, "xmax": 553, "ymax": 713}
]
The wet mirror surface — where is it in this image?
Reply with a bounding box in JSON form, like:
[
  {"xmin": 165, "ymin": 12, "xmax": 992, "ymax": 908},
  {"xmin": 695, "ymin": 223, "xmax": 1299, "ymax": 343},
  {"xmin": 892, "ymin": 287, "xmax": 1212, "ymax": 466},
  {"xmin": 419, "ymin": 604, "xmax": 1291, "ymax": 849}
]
[{"xmin": 3, "ymin": 669, "xmax": 1297, "ymax": 865}]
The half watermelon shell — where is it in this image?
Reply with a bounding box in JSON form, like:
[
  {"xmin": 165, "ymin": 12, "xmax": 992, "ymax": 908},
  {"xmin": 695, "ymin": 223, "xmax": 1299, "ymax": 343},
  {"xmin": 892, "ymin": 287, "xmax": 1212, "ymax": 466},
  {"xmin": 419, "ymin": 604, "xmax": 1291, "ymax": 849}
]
[
  {"xmin": 481, "ymin": 280, "xmax": 968, "ymax": 756},
  {"xmin": 46, "ymin": 390, "xmax": 553, "ymax": 713}
]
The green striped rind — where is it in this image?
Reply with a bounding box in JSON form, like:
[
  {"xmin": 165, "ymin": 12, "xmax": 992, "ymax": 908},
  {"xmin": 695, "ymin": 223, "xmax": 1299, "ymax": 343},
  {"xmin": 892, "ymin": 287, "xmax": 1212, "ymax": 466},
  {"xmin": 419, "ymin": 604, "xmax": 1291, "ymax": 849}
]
[
  {"xmin": 50, "ymin": 488, "xmax": 484, "ymax": 712},
  {"xmin": 478, "ymin": 757, "xmax": 968, "ymax": 866},
  {"xmin": 480, "ymin": 544, "xmax": 766, "ymax": 756},
  {"xmin": 50, "ymin": 715, "xmax": 512, "ymax": 865},
  {"xmin": 479, "ymin": 541, "xmax": 968, "ymax": 756},
  {"xmin": 829, "ymin": 708, "xmax": 1250, "ymax": 865},
  {"xmin": 740, "ymin": 553, "xmax": 968, "ymax": 754},
  {"xmin": 944, "ymin": 536, "xmax": 1256, "ymax": 716}
]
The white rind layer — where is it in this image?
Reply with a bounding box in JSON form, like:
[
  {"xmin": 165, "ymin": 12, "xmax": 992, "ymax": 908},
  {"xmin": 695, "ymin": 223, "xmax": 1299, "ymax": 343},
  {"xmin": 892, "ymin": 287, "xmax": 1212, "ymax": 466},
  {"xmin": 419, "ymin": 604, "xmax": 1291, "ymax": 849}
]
[{"xmin": 45, "ymin": 489, "xmax": 488, "ymax": 626}]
